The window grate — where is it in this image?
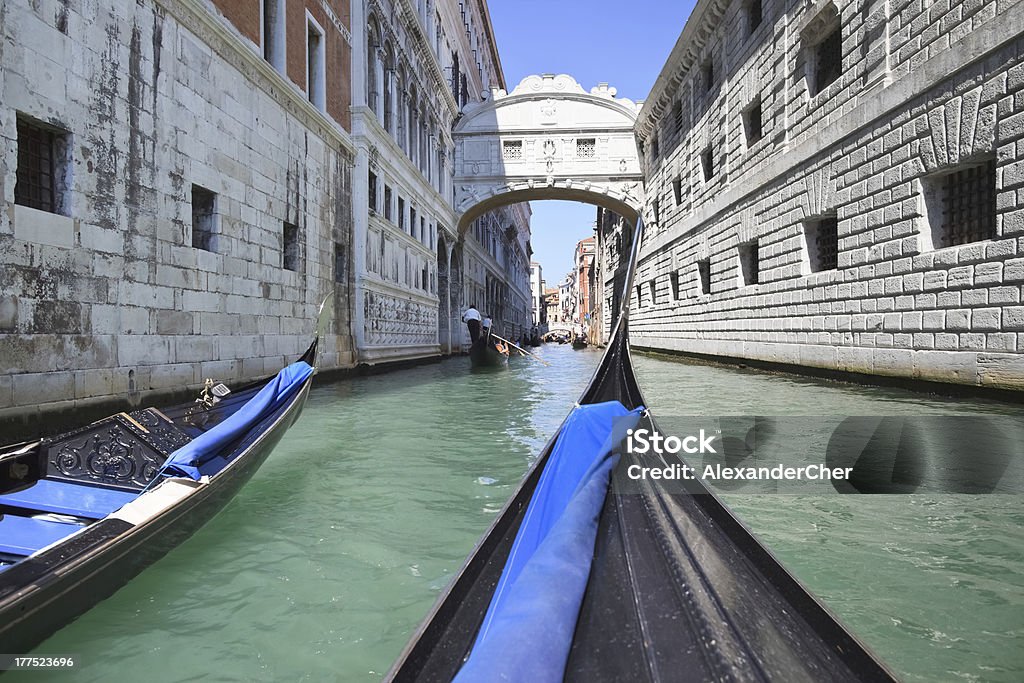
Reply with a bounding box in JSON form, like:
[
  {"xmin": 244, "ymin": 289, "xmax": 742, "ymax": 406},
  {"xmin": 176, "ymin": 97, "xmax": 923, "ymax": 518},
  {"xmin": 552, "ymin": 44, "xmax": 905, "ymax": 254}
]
[
  {"xmin": 814, "ymin": 28, "xmax": 842, "ymax": 95},
  {"xmin": 941, "ymin": 161, "xmax": 996, "ymax": 248},
  {"xmin": 576, "ymin": 138, "xmax": 596, "ymax": 159},
  {"xmin": 745, "ymin": 100, "xmax": 763, "ymax": 145},
  {"xmin": 701, "ymin": 146, "xmax": 715, "ymax": 181},
  {"xmin": 283, "ymin": 221, "xmax": 301, "ymax": 271},
  {"xmin": 813, "ymin": 217, "xmax": 839, "ymax": 270},
  {"xmin": 16, "ymin": 119, "xmax": 58, "ymax": 213},
  {"xmin": 748, "ymin": 0, "xmax": 763, "ymax": 33},
  {"xmin": 697, "ymin": 259, "xmax": 711, "ymax": 294},
  {"xmin": 503, "ymin": 140, "xmax": 523, "ymax": 160},
  {"xmin": 191, "ymin": 185, "xmax": 217, "ymax": 252},
  {"xmin": 739, "ymin": 240, "xmax": 759, "ymax": 286}
]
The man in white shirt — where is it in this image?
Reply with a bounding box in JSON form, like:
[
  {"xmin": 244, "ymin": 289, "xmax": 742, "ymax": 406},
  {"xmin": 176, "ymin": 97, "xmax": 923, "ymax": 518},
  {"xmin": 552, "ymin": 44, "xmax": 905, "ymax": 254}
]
[
  {"xmin": 482, "ymin": 314, "xmax": 493, "ymax": 339},
  {"xmin": 463, "ymin": 304, "xmax": 482, "ymax": 343}
]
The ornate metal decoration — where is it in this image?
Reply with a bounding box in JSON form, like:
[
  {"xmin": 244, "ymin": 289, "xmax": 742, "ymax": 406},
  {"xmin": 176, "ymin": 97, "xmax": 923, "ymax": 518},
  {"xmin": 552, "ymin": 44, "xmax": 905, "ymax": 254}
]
[{"xmin": 42, "ymin": 409, "xmax": 193, "ymax": 490}]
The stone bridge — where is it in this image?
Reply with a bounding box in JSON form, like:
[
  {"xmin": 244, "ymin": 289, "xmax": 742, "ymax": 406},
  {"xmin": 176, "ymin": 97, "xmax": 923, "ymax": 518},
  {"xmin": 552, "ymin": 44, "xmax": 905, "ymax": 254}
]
[{"xmin": 452, "ymin": 74, "xmax": 644, "ymax": 233}]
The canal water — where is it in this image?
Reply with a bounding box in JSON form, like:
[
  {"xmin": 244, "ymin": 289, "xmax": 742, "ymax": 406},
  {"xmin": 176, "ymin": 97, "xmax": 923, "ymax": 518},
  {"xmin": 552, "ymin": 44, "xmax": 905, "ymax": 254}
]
[{"xmin": 25, "ymin": 344, "xmax": 1024, "ymax": 682}]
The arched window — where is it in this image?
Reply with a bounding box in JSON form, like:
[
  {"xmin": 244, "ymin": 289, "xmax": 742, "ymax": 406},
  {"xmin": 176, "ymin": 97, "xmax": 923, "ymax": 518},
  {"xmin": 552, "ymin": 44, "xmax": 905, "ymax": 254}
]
[
  {"xmin": 408, "ymin": 87, "xmax": 419, "ymax": 164},
  {"xmin": 395, "ymin": 66, "xmax": 407, "ymax": 150},
  {"xmin": 419, "ymin": 104, "xmax": 428, "ymax": 174},
  {"xmin": 366, "ymin": 18, "xmax": 380, "ymax": 114},
  {"xmin": 382, "ymin": 43, "xmax": 394, "ymax": 132}
]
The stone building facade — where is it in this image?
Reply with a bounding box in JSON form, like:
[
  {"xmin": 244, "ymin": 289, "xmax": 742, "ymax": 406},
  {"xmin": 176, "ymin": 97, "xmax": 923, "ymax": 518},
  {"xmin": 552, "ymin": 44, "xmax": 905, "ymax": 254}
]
[
  {"xmin": 0, "ymin": 0, "xmax": 356, "ymax": 429},
  {"xmin": 351, "ymin": 0, "xmax": 531, "ymax": 362},
  {"xmin": 630, "ymin": 0, "xmax": 1024, "ymax": 391}
]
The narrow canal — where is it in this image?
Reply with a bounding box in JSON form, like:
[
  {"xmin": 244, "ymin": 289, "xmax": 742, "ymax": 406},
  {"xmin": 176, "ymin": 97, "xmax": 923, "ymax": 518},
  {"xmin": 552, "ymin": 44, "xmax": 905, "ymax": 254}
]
[{"xmin": 28, "ymin": 345, "xmax": 1024, "ymax": 682}]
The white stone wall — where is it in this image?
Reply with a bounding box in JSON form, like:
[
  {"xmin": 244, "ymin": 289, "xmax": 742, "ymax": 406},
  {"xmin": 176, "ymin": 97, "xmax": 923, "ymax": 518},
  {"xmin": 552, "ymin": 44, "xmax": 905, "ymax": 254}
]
[
  {"xmin": 350, "ymin": 0, "xmax": 532, "ymax": 363},
  {"xmin": 0, "ymin": 0, "xmax": 355, "ymax": 425},
  {"xmin": 631, "ymin": 0, "xmax": 1024, "ymax": 390}
]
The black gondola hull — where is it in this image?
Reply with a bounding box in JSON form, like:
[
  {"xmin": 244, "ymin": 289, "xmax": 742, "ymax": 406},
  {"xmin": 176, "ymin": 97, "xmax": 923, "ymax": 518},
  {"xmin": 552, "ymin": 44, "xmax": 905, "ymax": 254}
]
[
  {"xmin": 0, "ymin": 379, "xmax": 311, "ymax": 655},
  {"xmin": 468, "ymin": 340, "xmax": 508, "ymax": 368}
]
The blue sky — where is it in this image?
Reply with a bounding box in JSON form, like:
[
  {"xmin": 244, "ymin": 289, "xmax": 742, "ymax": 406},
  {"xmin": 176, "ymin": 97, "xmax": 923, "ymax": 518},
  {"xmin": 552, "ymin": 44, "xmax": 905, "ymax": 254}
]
[{"xmin": 488, "ymin": 0, "xmax": 695, "ymax": 281}]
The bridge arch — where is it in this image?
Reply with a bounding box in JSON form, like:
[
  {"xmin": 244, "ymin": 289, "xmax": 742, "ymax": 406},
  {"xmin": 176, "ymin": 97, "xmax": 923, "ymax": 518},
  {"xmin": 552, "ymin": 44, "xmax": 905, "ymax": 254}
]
[{"xmin": 452, "ymin": 74, "xmax": 644, "ymax": 233}]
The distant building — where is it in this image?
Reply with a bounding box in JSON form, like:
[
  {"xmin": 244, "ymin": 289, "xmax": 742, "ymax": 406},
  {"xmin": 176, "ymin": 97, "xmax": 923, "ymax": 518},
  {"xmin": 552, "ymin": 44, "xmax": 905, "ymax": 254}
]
[
  {"xmin": 543, "ymin": 287, "xmax": 560, "ymax": 325},
  {"xmin": 530, "ymin": 262, "xmax": 545, "ymax": 326},
  {"xmin": 575, "ymin": 236, "xmax": 597, "ymax": 329}
]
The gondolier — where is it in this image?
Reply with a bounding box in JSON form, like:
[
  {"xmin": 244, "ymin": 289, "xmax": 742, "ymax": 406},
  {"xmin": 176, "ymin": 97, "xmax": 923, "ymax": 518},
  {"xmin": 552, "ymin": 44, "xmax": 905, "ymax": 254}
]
[{"xmin": 463, "ymin": 304, "xmax": 482, "ymax": 343}]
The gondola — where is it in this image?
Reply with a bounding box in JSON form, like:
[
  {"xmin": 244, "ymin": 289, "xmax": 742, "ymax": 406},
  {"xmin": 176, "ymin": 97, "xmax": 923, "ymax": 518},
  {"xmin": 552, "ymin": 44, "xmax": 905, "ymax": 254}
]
[
  {"xmin": 468, "ymin": 335, "xmax": 509, "ymax": 369},
  {"xmin": 571, "ymin": 337, "xmax": 588, "ymax": 350},
  {"xmin": 0, "ymin": 296, "xmax": 332, "ymax": 655},
  {"xmin": 386, "ymin": 223, "xmax": 897, "ymax": 682}
]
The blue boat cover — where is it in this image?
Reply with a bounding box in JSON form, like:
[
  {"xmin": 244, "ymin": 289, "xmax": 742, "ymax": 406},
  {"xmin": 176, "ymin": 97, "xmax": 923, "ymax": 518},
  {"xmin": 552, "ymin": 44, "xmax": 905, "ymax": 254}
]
[
  {"xmin": 162, "ymin": 361, "xmax": 313, "ymax": 480},
  {"xmin": 0, "ymin": 514, "xmax": 83, "ymax": 556},
  {"xmin": 455, "ymin": 400, "xmax": 643, "ymax": 683},
  {"xmin": 0, "ymin": 479, "xmax": 137, "ymax": 519}
]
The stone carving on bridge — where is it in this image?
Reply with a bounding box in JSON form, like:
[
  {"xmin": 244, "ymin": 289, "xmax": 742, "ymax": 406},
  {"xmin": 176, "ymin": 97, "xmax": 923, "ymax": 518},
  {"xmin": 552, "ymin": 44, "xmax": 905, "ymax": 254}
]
[{"xmin": 453, "ymin": 74, "xmax": 644, "ymax": 231}]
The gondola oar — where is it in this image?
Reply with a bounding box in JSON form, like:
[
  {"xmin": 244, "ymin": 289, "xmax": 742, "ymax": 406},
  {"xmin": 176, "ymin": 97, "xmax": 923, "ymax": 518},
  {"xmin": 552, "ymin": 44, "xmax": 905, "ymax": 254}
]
[{"xmin": 491, "ymin": 334, "xmax": 551, "ymax": 366}]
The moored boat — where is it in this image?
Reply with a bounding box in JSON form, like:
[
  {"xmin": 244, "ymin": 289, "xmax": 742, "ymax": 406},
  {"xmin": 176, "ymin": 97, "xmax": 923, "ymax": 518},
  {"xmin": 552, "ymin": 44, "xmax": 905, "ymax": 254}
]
[
  {"xmin": 0, "ymin": 297, "xmax": 331, "ymax": 654},
  {"xmin": 385, "ymin": 224, "xmax": 896, "ymax": 682},
  {"xmin": 571, "ymin": 337, "xmax": 588, "ymax": 350}
]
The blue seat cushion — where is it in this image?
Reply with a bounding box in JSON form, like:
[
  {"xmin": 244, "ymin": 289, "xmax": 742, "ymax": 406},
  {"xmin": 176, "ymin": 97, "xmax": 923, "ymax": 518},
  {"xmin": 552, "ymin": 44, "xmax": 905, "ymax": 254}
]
[
  {"xmin": 0, "ymin": 479, "xmax": 137, "ymax": 519},
  {"xmin": 0, "ymin": 514, "xmax": 83, "ymax": 556}
]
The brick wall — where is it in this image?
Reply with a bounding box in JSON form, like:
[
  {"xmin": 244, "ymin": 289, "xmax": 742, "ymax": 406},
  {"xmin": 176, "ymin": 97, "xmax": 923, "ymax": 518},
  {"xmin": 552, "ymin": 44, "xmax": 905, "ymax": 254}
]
[
  {"xmin": 630, "ymin": 0, "xmax": 1024, "ymax": 391},
  {"xmin": 0, "ymin": 0, "xmax": 356, "ymax": 430}
]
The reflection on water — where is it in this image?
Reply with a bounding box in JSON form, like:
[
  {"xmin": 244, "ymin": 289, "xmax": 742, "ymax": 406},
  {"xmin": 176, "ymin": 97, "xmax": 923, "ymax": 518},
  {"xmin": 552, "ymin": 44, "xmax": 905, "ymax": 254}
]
[{"xmin": 26, "ymin": 345, "xmax": 1024, "ymax": 683}]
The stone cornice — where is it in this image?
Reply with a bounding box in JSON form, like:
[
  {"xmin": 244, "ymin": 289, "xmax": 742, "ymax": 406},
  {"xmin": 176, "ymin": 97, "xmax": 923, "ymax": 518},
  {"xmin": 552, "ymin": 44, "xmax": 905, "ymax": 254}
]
[
  {"xmin": 391, "ymin": 0, "xmax": 460, "ymax": 118},
  {"xmin": 474, "ymin": 0, "xmax": 506, "ymax": 90},
  {"xmin": 638, "ymin": 1, "xmax": 1024, "ymax": 259},
  {"xmin": 635, "ymin": 0, "xmax": 730, "ymax": 141},
  {"xmin": 159, "ymin": 0, "xmax": 356, "ymax": 158}
]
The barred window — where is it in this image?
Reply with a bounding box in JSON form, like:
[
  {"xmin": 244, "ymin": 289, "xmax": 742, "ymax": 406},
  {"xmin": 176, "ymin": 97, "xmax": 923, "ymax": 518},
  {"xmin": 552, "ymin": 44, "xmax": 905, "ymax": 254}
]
[
  {"xmin": 738, "ymin": 239, "xmax": 760, "ymax": 286},
  {"xmin": 502, "ymin": 140, "xmax": 523, "ymax": 160},
  {"xmin": 672, "ymin": 100, "xmax": 684, "ymax": 135},
  {"xmin": 384, "ymin": 185, "xmax": 393, "ymax": 221},
  {"xmin": 697, "ymin": 259, "xmax": 711, "ymax": 295},
  {"xmin": 16, "ymin": 118, "xmax": 68, "ymax": 215},
  {"xmin": 398, "ymin": 197, "xmax": 406, "ymax": 231},
  {"xmin": 701, "ymin": 146, "xmax": 715, "ymax": 181},
  {"xmin": 283, "ymin": 221, "xmax": 301, "ymax": 271},
  {"xmin": 806, "ymin": 217, "xmax": 839, "ymax": 272},
  {"xmin": 649, "ymin": 280, "xmax": 658, "ymax": 306},
  {"xmin": 368, "ymin": 170, "xmax": 378, "ymax": 212},
  {"xmin": 673, "ymin": 176, "xmax": 683, "ymax": 205},
  {"xmin": 814, "ymin": 27, "xmax": 842, "ymax": 95},
  {"xmin": 744, "ymin": 99, "xmax": 763, "ymax": 145},
  {"xmin": 652, "ymin": 197, "xmax": 660, "ymax": 225},
  {"xmin": 191, "ymin": 185, "xmax": 217, "ymax": 252},
  {"xmin": 932, "ymin": 161, "xmax": 997, "ymax": 248},
  {"xmin": 669, "ymin": 270, "xmax": 681, "ymax": 300},
  {"xmin": 576, "ymin": 138, "xmax": 596, "ymax": 159},
  {"xmin": 747, "ymin": 0, "xmax": 763, "ymax": 34},
  {"xmin": 703, "ymin": 59, "xmax": 714, "ymax": 93}
]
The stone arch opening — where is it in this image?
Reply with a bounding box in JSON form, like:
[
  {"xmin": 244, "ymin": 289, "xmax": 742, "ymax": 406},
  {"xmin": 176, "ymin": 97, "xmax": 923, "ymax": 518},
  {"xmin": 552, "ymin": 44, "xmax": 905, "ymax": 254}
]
[{"xmin": 449, "ymin": 74, "xmax": 644, "ymax": 349}]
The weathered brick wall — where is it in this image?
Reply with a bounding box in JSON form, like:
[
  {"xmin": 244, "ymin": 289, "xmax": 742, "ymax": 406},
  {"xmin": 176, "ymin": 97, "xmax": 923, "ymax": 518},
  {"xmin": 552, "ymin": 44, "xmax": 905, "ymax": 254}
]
[
  {"xmin": 0, "ymin": 0, "xmax": 356, "ymax": 429},
  {"xmin": 631, "ymin": 0, "xmax": 1024, "ymax": 391}
]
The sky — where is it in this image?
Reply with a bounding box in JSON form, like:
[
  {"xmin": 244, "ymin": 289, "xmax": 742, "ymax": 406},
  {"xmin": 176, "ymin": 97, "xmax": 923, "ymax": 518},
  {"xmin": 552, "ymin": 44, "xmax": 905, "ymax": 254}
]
[{"xmin": 487, "ymin": 0, "xmax": 696, "ymax": 281}]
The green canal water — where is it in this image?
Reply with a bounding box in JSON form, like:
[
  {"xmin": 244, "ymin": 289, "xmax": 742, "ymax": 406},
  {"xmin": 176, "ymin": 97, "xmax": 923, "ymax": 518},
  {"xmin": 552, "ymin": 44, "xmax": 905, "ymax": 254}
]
[{"xmin": 23, "ymin": 344, "xmax": 1024, "ymax": 682}]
